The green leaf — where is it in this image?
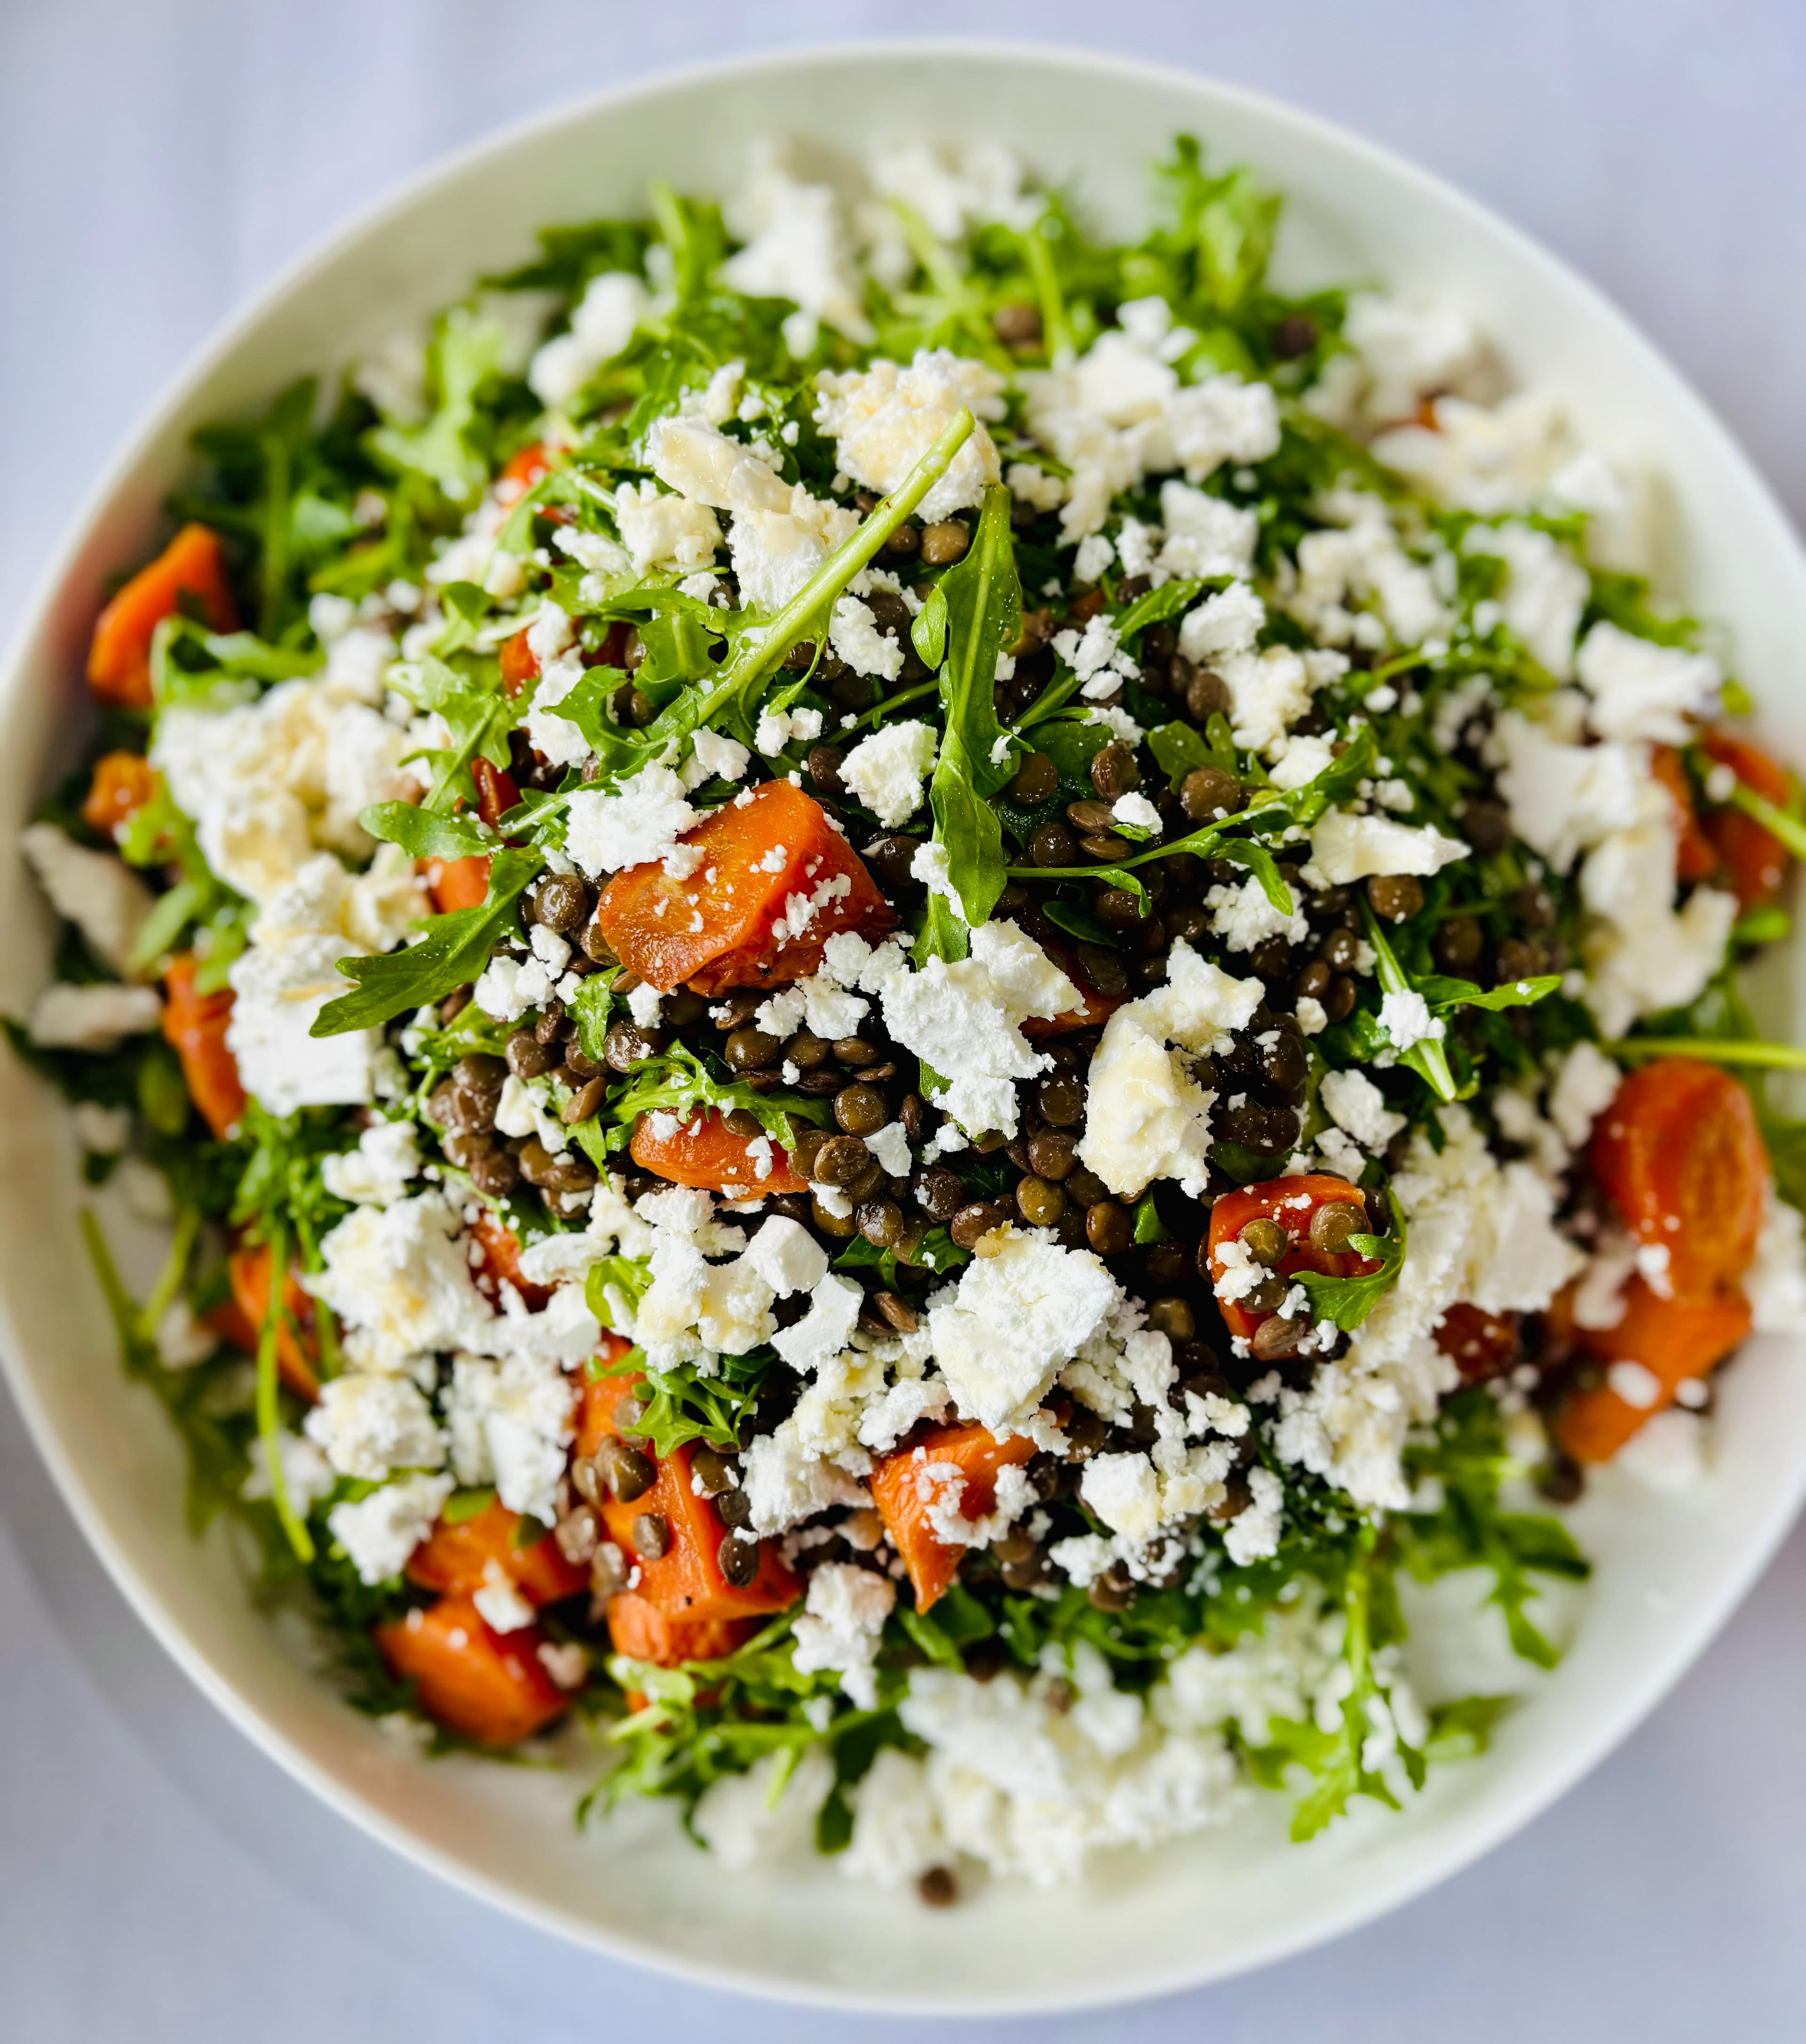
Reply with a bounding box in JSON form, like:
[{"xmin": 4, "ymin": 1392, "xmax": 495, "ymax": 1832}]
[
  {"xmin": 1214, "ymin": 838, "xmax": 1293, "ymax": 916},
  {"xmin": 441, "ymin": 1486, "xmax": 499, "ymax": 1525},
  {"xmin": 1362, "ymin": 904, "xmax": 1458, "ymax": 1104},
  {"xmin": 1418, "ymin": 972, "xmax": 1563, "ymax": 1015},
  {"xmin": 398, "ymin": 654, "xmax": 518, "ymax": 813},
  {"xmin": 1131, "ymin": 1192, "xmax": 1170, "ymax": 1244},
  {"xmin": 910, "ymin": 583, "xmax": 948, "ymax": 668},
  {"xmin": 1423, "ymin": 1694, "xmax": 1516, "ymax": 1765},
  {"xmin": 927, "ymin": 483, "xmax": 1022, "ymax": 926},
  {"xmin": 1292, "ymin": 1201, "xmax": 1407, "ymax": 1331},
  {"xmin": 358, "ymin": 803, "xmax": 494, "ymax": 860},
  {"xmin": 368, "ymin": 306, "xmax": 510, "ymax": 503},
  {"xmin": 310, "ymin": 848, "xmax": 541, "ymax": 1037},
  {"xmin": 605, "ymin": 1042, "xmax": 831, "ymax": 1148},
  {"xmin": 1146, "ymin": 721, "xmax": 1218, "ymax": 781},
  {"xmin": 1114, "ymin": 579, "xmax": 1206, "ymax": 641}
]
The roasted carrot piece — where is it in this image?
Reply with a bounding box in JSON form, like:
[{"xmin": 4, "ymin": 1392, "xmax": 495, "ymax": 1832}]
[
  {"xmin": 1590, "ymin": 1059, "xmax": 1766, "ymax": 1299},
  {"xmin": 375, "ymin": 1593, "xmax": 570, "ymax": 1745},
  {"xmin": 88, "ymin": 524, "xmax": 238, "ymax": 709},
  {"xmin": 467, "ymin": 1208, "xmax": 554, "ymax": 1312},
  {"xmin": 870, "ymin": 1421, "xmax": 1038, "ymax": 1613},
  {"xmin": 160, "ymin": 953, "xmax": 248, "ymax": 1139},
  {"xmin": 1434, "ymin": 1303, "xmax": 1523, "ymax": 1384},
  {"xmin": 471, "ymin": 757, "xmax": 520, "ymax": 830},
  {"xmin": 604, "ymin": 1592, "xmax": 754, "ymax": 1668},
  {"xmin": 226, "ymin": 1242, "xmax": 321, "ymax": 1401},
  {"xmin": 1205, "ymin": 1175, "xmax": 1376, "ymax": 1341},
  {"xmin": 576, "ymin": 1372, "xmax": 799, "ymax": 1624},
  {"xmin": 592, "ymin": 779, "xmax": 898, "ymax": 995},
  {"xmin": 497, "ymin": 440, "xmax": 555, "ymax": 501},
  {"xmin": 499, "ymin": 627, "xmax": 539, "ymax": 697},
  {"xmin": 1700, "ymin": 730, "xmax": 1793, "ymax": 909},
  {"xmin": 1652, "ymin": 745, "xmax": 1717, "ymax": 883},
  {"xmin": 423, "ymin": 854, "xmax": 492, "ymax": 912},
  {"xmin": 81, "ymin": 751, "xmax": 159, "ymax": 840},
  {"xmin": 627, "ymin": 1107, "xmax": 810, "ymax": 1197},
  {"xmin": 1556, "ymin": 1278, "xmax": 1752, "ymax": 1463},
  {"xmin": 406, "ymin": 1497, "xmax": 587, "ymax": 1605}
]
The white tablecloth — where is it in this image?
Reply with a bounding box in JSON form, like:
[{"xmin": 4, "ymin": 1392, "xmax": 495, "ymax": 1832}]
[{"xmin": 3, "ymin": 3, "xmax": 1804, "ymax": 2036}]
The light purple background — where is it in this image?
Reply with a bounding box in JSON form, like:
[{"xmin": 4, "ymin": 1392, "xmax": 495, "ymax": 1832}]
[{"xmin": 3, "ymin": 5, "xmax": 1804, "ymax": 2038}]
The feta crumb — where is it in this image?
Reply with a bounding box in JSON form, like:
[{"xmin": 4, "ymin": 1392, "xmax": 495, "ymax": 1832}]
[
  {"xmin": 564, "ymin": 765, "xmax": 700, "ymax": 879},
  {"xmin": 814, "ymin": 349, "xmax": 1006, "ymax": 520},
  {"xmin": 29, "ymin": 981, "xmax": 162, "ymax": 1051},
  {"xmin": 837, "ymin": 721, "xmax": 937, "ymax": 827},
  {"xmin": 327, "ymin": 1472, "xmax": 455, "ymax": 1587},
  {"xmin": 927, "ymin": 1231, "xmax": 1121, "ymax": 1428},
  {"xmin": 789, "ymin": 1562, "xmax": 897, "ymax": 1708},
  {"xmin": 20, "ymin": 824, "xmax": 155, "ymax": 976}
]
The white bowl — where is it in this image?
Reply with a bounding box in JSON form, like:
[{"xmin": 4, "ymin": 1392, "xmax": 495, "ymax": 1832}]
[{"xmin": 3, "ymin": 39, "xmax": 1803, "ymax": 2018}]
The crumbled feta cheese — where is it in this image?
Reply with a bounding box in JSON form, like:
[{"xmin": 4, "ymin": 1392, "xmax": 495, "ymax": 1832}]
[
  {"xmin": 227, "ymin": 933, "xmax": 376, "ymax": 1114},
  {"xmin": 242, "ymin": 1428, "xmax": 335, "ymax": 1513},
  {"xmin": 1464, "ymin": 522, "xmax": 1589, "ymax": 679},
  {"xmin": 1547, "ymin": 1041, "xmax": 1622, "ymax": 1149},
  {"xmin": 1222, "ymin": 1465, "xmax": 1286, "ymax": 1565},
  {"xmin": 828, "ymin": 594, "xmax": 904, "ymax": 681},
  {"xmin": 1077, "ymin": 940, "xmax": 1263, "ymax": 1198},
  {"xmin": 1376, "ymin": 989, "xmax": 1444, "ymax": 1054},
  {"xmin": 321, "ymin": 1120, "xmax": 422, "ymax": 1205},
  {"xmin": 528, "ymin": 271, "xmax": 651, "ymax": 408},
  {"xmin": 327, "ymin": 1472, "xmax": 455, "ymax": 1587},
  {"xmin": 304, "ymin": 1372, "xmax": 447, "ymax": 1482},
  {"xmin": 722, "ymin": 139, "xmax": 873, "ymax": 347},
  {"xmin": 1574, "ymin": 620, "xmax": 1721, "ymax": 744},
  {"xmin": 612, "ymin": 481, "xmax": 723, "ymax": 574},
  {"xmin": 473, "ymin": 1564, "xmax": 537, "ymax": 1635},
  {"xmin": 754, "ymin": 703, "xmax": 825, "ymax": 754},
  {"xmin": 789, "ymin": 1562, "xmax": 896, "ymax": 1708},
  {"xmin": 1488, "ymin": 711, "xmax": 1645, "ymax": 873},
  {"xmin": 740, "ymin": 1215, "xmax": 830, "ymax": 1297},
  {"xmin": 813, "ymin": 349, "xmax": 1006, "ymax": 520},
  {"xmin": 1310, "ymin": 811, "xmax": 1470, "ymax": 885},
  {"xmin": 564, "ymin": 765, "xmax": 700, "ymax": 879},
  {"xmin": 770, "ymin": 1273, "xmax": 863, "ymax": 1373},
  {"xmin": 927, "ymin": 1231, "xmax": 1121, "ymax": 1428},
  {"xmin": 1205, "ymin": 874, "xmax": 1310, "ymax": 953},
  {"xmin": 20, "ymin": 824, "xmax": 154, "ymax": 976},
  {"xmin": 865, "ymin": 1120, "xmax": 912, "ymax": 1176},
  {"xmin": 836, "ymin": 720, "xmax": 936, "ymax": 827},
  {"xmin": 1321, "ymin": 1069, "xmax": 1405, "ymax": 1153},
  {"xmin": 865, "ymin": 922, "xmax": 1080, "ymax": 1138}
]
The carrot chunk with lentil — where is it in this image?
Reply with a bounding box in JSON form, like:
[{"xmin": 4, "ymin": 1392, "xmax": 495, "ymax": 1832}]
[
  {"xmin": 375, "ymin": 1593, "xmax": 570, "ymax": 1745},
  {"xmin": 870, "ymin": 1421, "xmax": 1038, "ymax": 1613},
  {"xmin": 628, "ymin": 1107, "xmax": 809, "ymax": 1196},
  {"xmin": 1589, "ymin": 1059, "xmax": 1766, "ymax": 1300},
  {"xmin": 161, "ymin": 953, "xmax": 247, "ymax": 1139},
  {"xmin": 591, "ymin": 779, "xmax": 897, "ymax": 995},
  {"xmin": 576, "ymin": 1371, "xmax": 799, "ymax": 1624},
  {"xmin": 406, "ymin": 1497, "xmax": 588, "ymax": 1605},
  {"xmin": 1205, "ymin": 1175, "xmax": 1377, "ymax": 1342},
  {"xmin": 88, "ymin": 523, "xmax": 238, "ymax": 709}
]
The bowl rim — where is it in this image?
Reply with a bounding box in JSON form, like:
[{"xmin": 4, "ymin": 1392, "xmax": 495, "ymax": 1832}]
[{"xmin": 4, "ymin": 33, "xmax": 1805, "ymax": 2017}]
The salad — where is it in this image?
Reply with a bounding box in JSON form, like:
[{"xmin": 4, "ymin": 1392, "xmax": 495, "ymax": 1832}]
[{"xmin": 18, "ymin": 133, "xmax": 1806, "ymax": 1897}]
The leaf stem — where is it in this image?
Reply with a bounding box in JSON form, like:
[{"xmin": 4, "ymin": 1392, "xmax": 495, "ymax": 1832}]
[
  {"xmin": 255, "ymin": 1219, "xmax": 314, "ymax": 1563},
  {"xmin": 1362, "ymin": 903, "xmax": 1459, "ymax": 1103},
  {"xmin": 1603, "ymin": 1036, "xmax": 1806, "ymax": 1070},
  {"xmin": 1727, "ymin": 780, "xmax": 1806, "ymax": 863}
]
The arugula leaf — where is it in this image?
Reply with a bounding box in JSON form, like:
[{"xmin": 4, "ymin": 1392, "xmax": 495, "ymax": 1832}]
[
  {"xmin": 368, "ymin": 306, "xmax": 510, "ymax": 503},
  {"xmin": 311, "ymin": 848, "xmax": 540, "ymax": 1037},
  {"xmin": 395, "ymin": 654, "xmax": 517, "ymax": 812},
  {"xmin": 927, "ymin": 483, "xmax": 1022, "ymax": 925},
  {"xmin": 1114, "ymin": 578, "xmax": 1207, "ymax": 640},
  {"xmin": 1417, "ymin": 972, "xmax": 1563, "ymax": 1015},
  {"xmin": 619, "ymin": 1354, "xmax": 770, "ymax": 1458},
  {"xmin": 910, "ymin": 582, "xmax": 948, "ymax": 668},
  {"xmin": 1146, "ymin": 720, "xmax": 1219, "ymax": 780},
  {"xmin": 603, "ymin": 1041, "xmax": 830, "ymax": 1148},
  {"xmin": 1398, "ymin": 1388, "xmax": 1590, "ymax": 1670},
  {"xmin": 1213, "ymin": 837, "xmax": 1293, "ymax": 916},
  {"xmin": 358, "ymin": 803, "xmax": 494, "ymax": 860},
  {"xmin": 1362, "ymin": 904, "xmax": 1459, "ymax": 1103}
]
